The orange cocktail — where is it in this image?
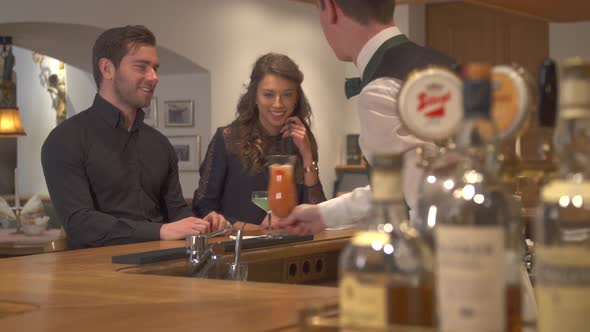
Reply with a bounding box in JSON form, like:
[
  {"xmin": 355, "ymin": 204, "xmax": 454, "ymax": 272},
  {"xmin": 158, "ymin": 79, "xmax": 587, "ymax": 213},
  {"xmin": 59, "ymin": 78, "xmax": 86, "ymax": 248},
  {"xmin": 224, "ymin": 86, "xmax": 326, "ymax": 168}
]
[{"xmin": 268, "ymin": 156, "xmax": 297, "ymax": 218}]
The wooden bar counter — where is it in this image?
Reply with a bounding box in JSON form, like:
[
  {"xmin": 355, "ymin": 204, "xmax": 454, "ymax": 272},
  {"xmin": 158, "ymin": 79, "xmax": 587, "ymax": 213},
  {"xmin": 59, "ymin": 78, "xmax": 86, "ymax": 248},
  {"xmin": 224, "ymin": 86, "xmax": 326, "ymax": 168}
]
[{"xmin": 0, "ymin": 229, "xmax": 354, "ymax": 331}]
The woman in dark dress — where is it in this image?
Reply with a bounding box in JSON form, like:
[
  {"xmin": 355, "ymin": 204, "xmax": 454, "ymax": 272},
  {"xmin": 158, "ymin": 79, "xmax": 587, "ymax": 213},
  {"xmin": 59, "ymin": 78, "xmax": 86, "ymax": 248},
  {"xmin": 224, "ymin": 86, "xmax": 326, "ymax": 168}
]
[{"xmin": 193, "ymin": 53, "xmax": 326, "ymax": 231}]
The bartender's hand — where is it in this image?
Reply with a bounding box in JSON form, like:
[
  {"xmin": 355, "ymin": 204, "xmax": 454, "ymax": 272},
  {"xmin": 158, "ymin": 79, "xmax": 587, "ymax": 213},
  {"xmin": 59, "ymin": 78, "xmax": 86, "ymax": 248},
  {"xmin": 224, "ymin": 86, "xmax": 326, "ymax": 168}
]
[
  {"xmin": 276, "ymin": 204, "xmax": 327, "ymax": 235},
  {"xmin": 281, "ymin": 116, "xmax": 313, "ymax": 162},
  {"xmin": 160, "ymin": 217, "xmax": 211, "ymax": 240},
  {"xmin": 203, "ymin": 211, "xmax": 231, "ymax": 232}
]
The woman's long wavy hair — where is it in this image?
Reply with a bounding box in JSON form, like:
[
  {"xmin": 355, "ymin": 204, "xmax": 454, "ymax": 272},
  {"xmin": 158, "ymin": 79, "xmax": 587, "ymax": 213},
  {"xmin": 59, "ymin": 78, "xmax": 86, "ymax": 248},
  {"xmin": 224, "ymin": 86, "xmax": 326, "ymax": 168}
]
[{"xmin": 229, "ymin": 53, "xmax": 317, "ymax": 173}]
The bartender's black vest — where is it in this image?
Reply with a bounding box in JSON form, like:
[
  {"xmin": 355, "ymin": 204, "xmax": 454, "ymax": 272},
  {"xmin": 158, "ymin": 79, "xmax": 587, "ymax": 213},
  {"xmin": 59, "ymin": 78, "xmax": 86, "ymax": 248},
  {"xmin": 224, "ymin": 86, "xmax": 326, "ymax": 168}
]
[
  {"xmin": 359, "ymin": 34, "xmax": 456, "ymax": 167},
  {"xmin": 360, "ymin": 34, "xmax": 456, "ymax": 93},
  {"xmin": 359, "ymin": 35, "xmax": 456, "ymax": 210}
]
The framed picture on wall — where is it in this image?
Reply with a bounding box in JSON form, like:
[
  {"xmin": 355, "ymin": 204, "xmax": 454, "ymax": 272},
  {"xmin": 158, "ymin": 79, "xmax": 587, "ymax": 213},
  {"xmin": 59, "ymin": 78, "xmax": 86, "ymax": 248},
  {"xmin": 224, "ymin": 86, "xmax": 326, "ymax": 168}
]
[
  {"xmin": 143, "ymin": 96, "xmax": 158, "ymax": 127},
  {"xmin": 167, "ymin": 135, "xmax": 201, "ymax": 171},
  {"xmin": 164, "ymin": 100, "xmax": 194, "ymax": 127}
]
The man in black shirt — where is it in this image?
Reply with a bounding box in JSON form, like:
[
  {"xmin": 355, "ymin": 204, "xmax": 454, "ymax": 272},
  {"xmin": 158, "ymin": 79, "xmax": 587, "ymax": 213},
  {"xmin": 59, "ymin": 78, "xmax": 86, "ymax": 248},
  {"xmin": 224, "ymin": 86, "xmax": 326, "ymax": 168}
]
[{"xmin": 41, "ymin": 25, "xmax": 228, "ymax": 248}]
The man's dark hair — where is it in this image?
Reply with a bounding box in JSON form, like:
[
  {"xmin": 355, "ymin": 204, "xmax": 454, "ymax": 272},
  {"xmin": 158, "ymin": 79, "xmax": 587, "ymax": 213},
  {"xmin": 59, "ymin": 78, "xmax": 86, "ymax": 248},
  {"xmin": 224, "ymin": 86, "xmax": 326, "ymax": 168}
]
[
  {"xmin": 318, "ymin": 0, "xmax": 395, "ymax": 25},
  {"xmin": 92, "ymin": 25, "xmax": 156, "ymax": 89}
]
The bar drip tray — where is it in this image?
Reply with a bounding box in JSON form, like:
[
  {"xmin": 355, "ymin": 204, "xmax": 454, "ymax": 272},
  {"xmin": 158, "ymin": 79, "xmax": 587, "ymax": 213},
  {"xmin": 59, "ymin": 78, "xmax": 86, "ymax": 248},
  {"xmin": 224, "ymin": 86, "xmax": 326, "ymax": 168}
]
[
  {"xmin": 112, "ymin": 234, "xmax": 314, "ymax": 265},
  {"xmin": 219, "ymin": 234, "xmax": 313, "ymax": 253}
]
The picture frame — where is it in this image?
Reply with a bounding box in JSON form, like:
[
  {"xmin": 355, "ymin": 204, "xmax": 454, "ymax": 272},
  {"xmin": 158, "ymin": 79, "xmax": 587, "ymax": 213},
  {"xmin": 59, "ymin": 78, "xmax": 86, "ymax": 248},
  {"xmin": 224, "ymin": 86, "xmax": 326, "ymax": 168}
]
[
  {"xmin": 168, "ymin": 135, "xmax": 201, "ymax": 171},
  {"xmin": 164, "ymin": 100, "xmax": 194, "ymax": 127},
  {"xmin": 143, "ymin": 96, "xmax": 158, "ymax": 127}
]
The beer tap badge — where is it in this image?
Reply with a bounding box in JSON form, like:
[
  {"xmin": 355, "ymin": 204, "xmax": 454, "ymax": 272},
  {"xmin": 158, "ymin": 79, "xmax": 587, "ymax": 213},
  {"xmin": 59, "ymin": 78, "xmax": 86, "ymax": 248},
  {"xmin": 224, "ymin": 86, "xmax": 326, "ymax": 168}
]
[
  {"xmin": 398, "ymin": 67, "xmax": 463, "ymax": 141},
  {"xmin": 491, "ymin": 65, "xmax": 534, "ymax": 140}
]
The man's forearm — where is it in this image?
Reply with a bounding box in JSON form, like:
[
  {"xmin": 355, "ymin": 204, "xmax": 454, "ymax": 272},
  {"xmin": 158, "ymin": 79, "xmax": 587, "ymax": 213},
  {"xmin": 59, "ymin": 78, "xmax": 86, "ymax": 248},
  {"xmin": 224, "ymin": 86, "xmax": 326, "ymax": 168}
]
[
  {"xmin": 318, "ymin": 185, "xmax": 372, "ymax": 228},
  {"xmin": 64, "ymin": 209, "xmax": 162, "ymax": 247}
]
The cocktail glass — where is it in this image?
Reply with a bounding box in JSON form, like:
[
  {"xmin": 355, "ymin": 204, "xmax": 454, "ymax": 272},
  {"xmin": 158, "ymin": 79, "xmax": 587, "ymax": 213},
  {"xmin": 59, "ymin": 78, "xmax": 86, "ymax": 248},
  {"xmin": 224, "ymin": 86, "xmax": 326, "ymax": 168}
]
[
  {"xmin": 251, "ymin": 190, "xmax": 273, "ymax": 232},
  {"xmin": 267, "ymin": 155, "xmax": 297, "ymax": 219}
]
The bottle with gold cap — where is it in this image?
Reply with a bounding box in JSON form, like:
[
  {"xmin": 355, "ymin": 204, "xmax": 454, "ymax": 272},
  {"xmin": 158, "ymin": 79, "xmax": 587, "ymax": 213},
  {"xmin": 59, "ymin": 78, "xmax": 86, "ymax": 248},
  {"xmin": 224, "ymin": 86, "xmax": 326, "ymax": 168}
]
[
  {"xmin": 534, "ymin": 57, "xmax": 590, "ymax": 332},
  {"xmin": 339, "ymin": 154, "xmax": 434, "ymax": 329},
  {"xmin": 432, "ymin": 63, "xmax": 522, "ymax": 332}
]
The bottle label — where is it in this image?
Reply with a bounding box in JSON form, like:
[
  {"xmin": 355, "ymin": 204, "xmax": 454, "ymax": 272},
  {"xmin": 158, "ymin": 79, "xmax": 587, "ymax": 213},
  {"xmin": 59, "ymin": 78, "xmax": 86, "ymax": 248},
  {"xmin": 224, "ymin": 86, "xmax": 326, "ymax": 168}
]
[
  {"xmin": 541, "ymin": 180, "xmax": 590, "ymax": 203},
  {"xmin": 560, "ymin": 78, "xmax": 590, "ymax": 119},
  {"xmin": 371, "ymin": 171, "xmax": 402, "ymax": 201},
  {"xmin": 435, "ymin": 225, "xmax": 505, "ymax": 332},
  {"xmin": 536, "ymin": 246, "xmax": 590, "ymax": 332},
  {"xmin": 340, "ymin": 274, "xmax": 388, "ymax": 328},
  {"xmin": 351, "ymin": 231, "xmax": 389, "ymax": 247}
]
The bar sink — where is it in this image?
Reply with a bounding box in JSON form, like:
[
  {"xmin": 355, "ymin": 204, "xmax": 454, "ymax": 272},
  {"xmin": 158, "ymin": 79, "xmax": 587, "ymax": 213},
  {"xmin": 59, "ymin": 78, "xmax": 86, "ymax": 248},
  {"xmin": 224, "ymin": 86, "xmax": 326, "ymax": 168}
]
[{"xmin": 116, "ymin": 234, "xmax": 349, "ymax": 285}]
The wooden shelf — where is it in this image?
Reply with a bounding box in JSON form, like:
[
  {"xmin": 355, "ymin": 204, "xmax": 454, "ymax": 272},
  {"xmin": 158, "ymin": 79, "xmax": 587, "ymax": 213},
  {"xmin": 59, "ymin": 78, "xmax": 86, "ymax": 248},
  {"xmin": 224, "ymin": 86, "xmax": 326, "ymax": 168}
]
[
  {"xmin": 465, "ymin": 0, "xmax": 590, "ymax": 22},
  {"xmin": 292, "ymin": 0, "xmax": 590, "ymax": 22},
  {"xmin": 334, "ymin": 164, "xmax": 366, "ymax": 171}
]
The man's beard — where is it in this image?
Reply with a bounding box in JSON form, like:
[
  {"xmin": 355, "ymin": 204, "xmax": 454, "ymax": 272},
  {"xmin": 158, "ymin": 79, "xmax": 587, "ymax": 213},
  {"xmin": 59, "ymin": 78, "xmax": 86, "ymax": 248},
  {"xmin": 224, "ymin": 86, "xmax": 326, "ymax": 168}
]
[{"xmin": 114, "ymin": 78, "xmax": 149, "ymax": 109}]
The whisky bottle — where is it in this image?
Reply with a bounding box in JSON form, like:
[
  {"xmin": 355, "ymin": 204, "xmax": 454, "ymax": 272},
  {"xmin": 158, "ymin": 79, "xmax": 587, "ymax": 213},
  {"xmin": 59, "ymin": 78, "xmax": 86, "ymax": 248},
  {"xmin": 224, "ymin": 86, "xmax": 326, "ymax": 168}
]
[
  {"xmin": 339, "ymin": 154, "xmax": 434, "ymax": 329},
  {"xmin": 432, "ymin": 63, "xmax": 522, "ymax": 332},
  {"xmin": 534, "ymin": 57, "xmax": 590, "ymax": 332}
]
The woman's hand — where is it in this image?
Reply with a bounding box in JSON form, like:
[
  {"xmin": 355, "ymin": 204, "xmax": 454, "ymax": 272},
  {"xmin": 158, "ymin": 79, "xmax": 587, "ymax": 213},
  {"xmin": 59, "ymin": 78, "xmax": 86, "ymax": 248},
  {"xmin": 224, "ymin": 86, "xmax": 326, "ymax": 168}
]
[
  {"xmin": 281, "ymin": 116, "xmax": 313, "ymax": 164},
  {"xmin": 203, "ymin": 211, "xmax": 231, "ymax": 232}
]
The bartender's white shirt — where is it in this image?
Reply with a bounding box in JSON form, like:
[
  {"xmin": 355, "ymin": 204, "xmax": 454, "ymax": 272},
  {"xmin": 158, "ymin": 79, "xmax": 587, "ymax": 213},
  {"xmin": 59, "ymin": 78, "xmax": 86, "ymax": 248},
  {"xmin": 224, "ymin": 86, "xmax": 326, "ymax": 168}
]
[{"xmin": 318, "ymin": 27, "xmax": 436, "ymax": 228}]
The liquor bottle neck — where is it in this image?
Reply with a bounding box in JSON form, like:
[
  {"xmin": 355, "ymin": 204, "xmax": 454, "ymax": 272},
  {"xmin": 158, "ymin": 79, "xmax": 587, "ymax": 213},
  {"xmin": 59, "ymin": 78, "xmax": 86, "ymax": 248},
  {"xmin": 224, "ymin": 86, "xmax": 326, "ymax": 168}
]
[
  {"xmin": 454, "ymin": 116, "xmax": 499, "ymax": 174},
  {"xmin": 458, "ymin": 69, "xmax": 496, "ymax": 169},
  {"xmin": 362, "ymin": 168, "xmax": 408, "ymax": 231},
  {"xmin": 554, "ymin": 59, "xmax": 590, "ymax": 178},
  {"xmin": 554, "ymin": 116, "xmax": 590, "ymax": 177},
  {"xmin": 360, "ymin": 199, "xmax": 408, "ymax": 232}
]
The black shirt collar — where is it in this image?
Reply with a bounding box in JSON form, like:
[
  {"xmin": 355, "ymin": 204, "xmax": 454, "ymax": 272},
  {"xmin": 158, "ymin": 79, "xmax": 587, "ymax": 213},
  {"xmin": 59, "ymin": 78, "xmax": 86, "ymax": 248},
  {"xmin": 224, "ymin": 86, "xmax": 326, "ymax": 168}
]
[{"xmin": 91, "ymin": 94, "xmax": 145, "ymax": 131}]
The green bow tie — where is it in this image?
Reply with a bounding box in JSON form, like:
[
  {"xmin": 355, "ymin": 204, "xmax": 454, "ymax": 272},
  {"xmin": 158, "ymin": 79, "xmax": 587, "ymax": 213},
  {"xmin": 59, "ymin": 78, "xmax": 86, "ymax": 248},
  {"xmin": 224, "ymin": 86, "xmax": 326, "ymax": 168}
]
[{"xmin": 345, "ymin": 77, "xmax": 362, "ymax": 99}]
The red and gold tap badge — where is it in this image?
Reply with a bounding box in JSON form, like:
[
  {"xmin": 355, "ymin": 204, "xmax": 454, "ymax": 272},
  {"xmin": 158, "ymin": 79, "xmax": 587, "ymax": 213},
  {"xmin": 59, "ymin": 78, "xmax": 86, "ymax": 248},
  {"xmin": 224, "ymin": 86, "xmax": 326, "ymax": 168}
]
[{"xmin": 398, "ymin": 67, "xmax": 463, "ymax": 142}]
